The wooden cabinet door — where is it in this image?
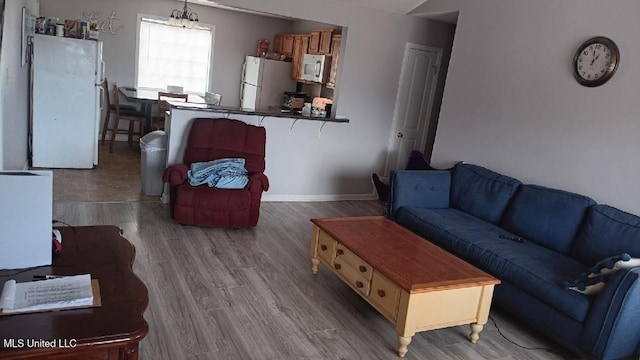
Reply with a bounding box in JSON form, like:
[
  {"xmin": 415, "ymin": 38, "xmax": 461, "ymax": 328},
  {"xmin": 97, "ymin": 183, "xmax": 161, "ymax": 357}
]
[
  {"xmin": 327, "ymin": 34, "xmax": 341, "ymax": 88},
  {"xmin": 282, "ymin": 34, "xmax": 295, "ymax": 56},
  {"xmin": 273, "ymin": 34, "xmax": 283, "ymax": 54},
  {"xmin": 291, "ymin": 35, "xmax": 309, "ymax": 80},
  {"xmin": 319, "ymin": 30, "xmax": 334, "ymax": 54},
  {"xmin": 308, "ymin": 31, "xmax": 321, "ymax": 54}
]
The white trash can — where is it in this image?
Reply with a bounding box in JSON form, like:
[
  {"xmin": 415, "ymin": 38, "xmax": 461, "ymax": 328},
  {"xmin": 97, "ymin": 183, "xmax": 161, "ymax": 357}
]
[{"xmin": 139, "ymin": 130, "xmax": 167, "ymax": 196}]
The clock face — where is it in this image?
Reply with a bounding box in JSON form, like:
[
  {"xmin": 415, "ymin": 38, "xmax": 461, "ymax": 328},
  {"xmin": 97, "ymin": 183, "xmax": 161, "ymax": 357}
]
[{"xmin": 573, "ymin": 37, "xmax": 619, "ymax": 87}]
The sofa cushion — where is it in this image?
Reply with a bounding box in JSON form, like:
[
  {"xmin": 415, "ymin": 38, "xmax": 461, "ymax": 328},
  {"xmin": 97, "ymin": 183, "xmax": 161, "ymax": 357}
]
[
  {"xmin": 571, "ymin": 204, "xmax": 640, "ymax": 266},
  {"xmin": 500, "ymin": 185, "xmax": 595, "ymax": 254},
  {"xmin": 395, "ymin": 206, "xmax": 591, "ymax": 322},
  {"xmin": 174, "ymin": 184, "xmax": 251, "ymax": 227},
  {"xmin": 450, "ymin": 164, "xmax": 521, "ymax": 224}
]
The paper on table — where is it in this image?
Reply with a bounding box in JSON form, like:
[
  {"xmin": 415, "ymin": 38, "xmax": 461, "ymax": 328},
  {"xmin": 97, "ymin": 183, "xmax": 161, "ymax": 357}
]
[{"xmin": 0, "ymin": 274, "xmax": 93, "ymax": 314}]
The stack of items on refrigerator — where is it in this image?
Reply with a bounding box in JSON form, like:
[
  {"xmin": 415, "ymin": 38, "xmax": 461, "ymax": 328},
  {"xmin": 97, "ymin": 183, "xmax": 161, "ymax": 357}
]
[{"xmin": 35, "ymin": 17, "xmax": 99, "ymax": 40}]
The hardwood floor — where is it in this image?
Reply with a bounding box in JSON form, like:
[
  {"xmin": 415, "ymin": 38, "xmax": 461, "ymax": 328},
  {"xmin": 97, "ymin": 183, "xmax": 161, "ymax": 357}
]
[
  {"xmin": 52, "ymin": 200, "xmax": 580, "ymax": 360},
  {"xmin": 48, "ymin": 141, "xmax": 157, "ymax": 202}
]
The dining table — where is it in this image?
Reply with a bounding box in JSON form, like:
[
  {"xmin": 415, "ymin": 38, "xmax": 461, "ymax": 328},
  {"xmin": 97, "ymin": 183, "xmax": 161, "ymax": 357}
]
[{"xmin": 118, "ymin": 87, "xmax": 205, "ymax": 133}]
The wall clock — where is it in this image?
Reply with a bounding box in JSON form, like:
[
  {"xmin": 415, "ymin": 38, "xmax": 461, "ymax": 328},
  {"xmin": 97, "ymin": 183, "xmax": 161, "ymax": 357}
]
[{"xmin": 573, "ymin": 36, "xmax": 620, "ymax": 87}]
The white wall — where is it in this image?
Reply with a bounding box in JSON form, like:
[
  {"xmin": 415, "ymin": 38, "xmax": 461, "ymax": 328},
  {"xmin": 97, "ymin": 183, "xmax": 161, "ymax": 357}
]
[
  {"xmin": 414, "ymin": 0, "xmax": 640, "ymax": 215},
  {"xmin": 211, "ymin": 0, "xmax": 453, "ymax": 197},
  {"xmin": 34, "ymin": 0, "xmax": 453, "ymax": 199},
  {"xmin": 0, "ymin": 0, "xmax": 37, "ymax": 170},
  {"xmin": 38, "ymin": 0, "xmax": 294, "ymax": 107}
]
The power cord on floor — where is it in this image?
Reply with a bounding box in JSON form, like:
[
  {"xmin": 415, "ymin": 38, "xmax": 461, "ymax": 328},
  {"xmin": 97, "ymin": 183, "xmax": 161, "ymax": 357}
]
[{"xmin": 489, "ymin": 315, "xmax": 567, "ymax": 357}]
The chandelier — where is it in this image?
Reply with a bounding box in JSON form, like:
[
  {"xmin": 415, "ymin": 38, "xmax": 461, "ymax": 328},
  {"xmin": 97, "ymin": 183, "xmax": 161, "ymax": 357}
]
[{"xmin": 169, "ymin": 0, "xmax": 199, "ymax": 28}]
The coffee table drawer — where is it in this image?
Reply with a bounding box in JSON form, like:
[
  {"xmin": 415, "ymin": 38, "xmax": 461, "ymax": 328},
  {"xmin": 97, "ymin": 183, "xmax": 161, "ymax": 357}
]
[
  {"xmin": 370, "ymin": 271, "xmax": 401, "ymax": 322},
  {"xmin": 333, "ymin": 258, "xmax": 371, "ymax": 296},
  {"xmin": 335, "ymin": 243, "xmax": 373, "ymax": 281},
  {"xmin": 317, "ymin": 230, "xmax": 336, "ymax": 264}
]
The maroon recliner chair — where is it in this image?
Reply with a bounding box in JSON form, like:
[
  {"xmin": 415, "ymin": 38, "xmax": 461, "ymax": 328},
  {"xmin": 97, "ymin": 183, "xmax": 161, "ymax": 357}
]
[{"xmin": 162, "ymin": 118, "xmax": 269, "ymax": 228}]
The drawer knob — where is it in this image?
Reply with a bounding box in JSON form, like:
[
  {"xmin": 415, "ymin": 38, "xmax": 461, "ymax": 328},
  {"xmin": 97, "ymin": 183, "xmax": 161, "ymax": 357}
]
[
  {"xmin": 355, "ymin": 281, "xmax": 364, "ymax": 288},
  {"xmin": 320, "ymin": 245, "xmax": 327, "ymax": 251},
  {"xmin": 336, "ymin": 249, "xmax": 344, "ymax": 255},
  {"xmin": 378, "ymin": 290, "xmax": 386, "ymax": 297},
  {"xmin": 334, "ymin": 263, "xmax": 341, "ymax": 270},
  {"xmin": 359, "ymin": 265, "xmax": 367, "ymax": 273}
]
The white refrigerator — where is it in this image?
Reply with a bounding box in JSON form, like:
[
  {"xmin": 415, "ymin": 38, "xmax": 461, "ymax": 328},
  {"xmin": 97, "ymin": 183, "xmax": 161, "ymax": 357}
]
[
  {"xmin": 31, "ymin": 34, "xmax": 104, "ymax": 169},
  {"xmin": 241, "ymin": 56, "xmax": 296, "ymax": 110}
]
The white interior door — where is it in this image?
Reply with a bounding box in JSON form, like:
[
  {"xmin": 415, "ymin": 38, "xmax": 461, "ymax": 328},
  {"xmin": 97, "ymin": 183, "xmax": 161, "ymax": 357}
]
[{"xmin": 384, "ymin": 43, "xmax": 442, "ymax": 176}]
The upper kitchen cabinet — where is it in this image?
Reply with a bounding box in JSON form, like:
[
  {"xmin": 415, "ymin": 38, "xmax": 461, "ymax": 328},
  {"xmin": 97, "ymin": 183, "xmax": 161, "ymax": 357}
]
[
  {"xmin": 291, "ymin": 34, "xmax": 309, "ymax": 81},
  {"xmin": 327, "ymin": 33, "xmax": 342, "ymax": 89},
  {"xmin": 309, "ymin": 30, "xmax": 334, "ymax": 55},
  {"xmin": 274, "ymin": 34, "xmax": 295, "ymax": 57}
]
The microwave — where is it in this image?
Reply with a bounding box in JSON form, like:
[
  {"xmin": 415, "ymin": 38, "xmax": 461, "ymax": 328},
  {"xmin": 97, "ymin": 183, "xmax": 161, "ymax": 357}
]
[{"xmin": 301, "ymin": 54, "xmax": 332, "ymax": 83}]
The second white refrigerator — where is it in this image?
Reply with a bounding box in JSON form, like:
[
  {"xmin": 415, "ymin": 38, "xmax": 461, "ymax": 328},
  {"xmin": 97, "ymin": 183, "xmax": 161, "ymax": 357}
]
[
  {"xmin": 31, "ymin": 34, "xmax": 104, "ymax": 169},
  {"xmin": 241, "ymin": 56, "xmax": 295, "ymax": 110}
]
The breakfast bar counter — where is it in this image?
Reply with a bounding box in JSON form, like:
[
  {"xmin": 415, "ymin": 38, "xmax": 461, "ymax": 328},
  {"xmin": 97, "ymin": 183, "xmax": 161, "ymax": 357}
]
[
  {"xmin": 161, "ymin": 102, "xmax": 353, "ymax": 203},
  {"xmin": 168, "ymin": 101, "xmax": 350, "ymax": 123}
]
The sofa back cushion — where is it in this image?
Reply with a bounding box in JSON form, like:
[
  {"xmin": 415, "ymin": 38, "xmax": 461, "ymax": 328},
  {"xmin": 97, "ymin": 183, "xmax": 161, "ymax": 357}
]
[
  {"xmin": 571, "ymin": 205, "xmax": 640, "ymax": 265},
  {"xmin": 450, "ymin": 164, "xmax": 521, "ymax": 224},
  {"xmin": 500, "ymin": 185, "xmax": 595, "ymax": 254}
]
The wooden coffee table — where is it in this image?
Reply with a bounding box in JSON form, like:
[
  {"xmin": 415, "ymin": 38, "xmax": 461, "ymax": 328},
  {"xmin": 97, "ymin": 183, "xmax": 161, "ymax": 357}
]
[{"xmin": 310, "ymin": 216, "xmax": 500, "ymax": 357}]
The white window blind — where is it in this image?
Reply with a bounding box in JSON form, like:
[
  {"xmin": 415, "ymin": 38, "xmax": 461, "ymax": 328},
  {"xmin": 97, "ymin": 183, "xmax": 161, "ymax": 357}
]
[{"xmin": 137, "ymin": 17, "xmax": 212, "ymax": 94}]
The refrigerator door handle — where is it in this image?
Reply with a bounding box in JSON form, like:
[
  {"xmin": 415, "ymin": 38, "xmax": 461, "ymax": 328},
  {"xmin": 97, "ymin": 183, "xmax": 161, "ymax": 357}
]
[
  {"xmin": 98, "ymin": 84, "xmax": 105, "ymax": 110},
  {"xmin": 100, "ymin": 60, "xmax": 106, "ymax": 84}
]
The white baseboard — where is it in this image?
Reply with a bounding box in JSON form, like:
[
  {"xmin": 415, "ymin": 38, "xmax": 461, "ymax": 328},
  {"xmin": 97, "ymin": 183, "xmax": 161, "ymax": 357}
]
[
  {"xmin": 161, "ymin": 189, "xmax": 378, "ymax": 203},
  {"xmin": 262, "ymin": 193, "xmax": 377, "ymax": 202}
]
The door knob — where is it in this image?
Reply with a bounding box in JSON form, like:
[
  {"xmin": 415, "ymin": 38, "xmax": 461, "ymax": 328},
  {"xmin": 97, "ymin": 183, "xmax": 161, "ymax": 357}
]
[{"xmin": 396, "ymin": 132, "xmax": 404, "ymax": 138}]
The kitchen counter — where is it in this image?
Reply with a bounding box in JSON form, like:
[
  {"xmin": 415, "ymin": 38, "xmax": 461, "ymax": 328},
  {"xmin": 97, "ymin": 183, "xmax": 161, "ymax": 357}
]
[
  {"xmin": 168, "ymin": 101, "xmax": 350, "ymax": 123},
  {"xmin": 162, "ymin": 101, "xmax": 356, "ymax": 204}
]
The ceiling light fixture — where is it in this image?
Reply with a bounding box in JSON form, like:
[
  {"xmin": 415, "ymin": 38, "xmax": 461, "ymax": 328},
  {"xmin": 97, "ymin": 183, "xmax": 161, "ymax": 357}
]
[{"xmin": 169, "ymin": 0, "xmax": 199, "ymax": 28}]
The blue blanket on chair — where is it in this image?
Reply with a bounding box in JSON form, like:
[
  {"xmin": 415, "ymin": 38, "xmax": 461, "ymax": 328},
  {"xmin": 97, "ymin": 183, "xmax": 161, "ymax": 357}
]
[{"xmin": 187, "ymin": 158, "xmax": 249, "ymax": 189}]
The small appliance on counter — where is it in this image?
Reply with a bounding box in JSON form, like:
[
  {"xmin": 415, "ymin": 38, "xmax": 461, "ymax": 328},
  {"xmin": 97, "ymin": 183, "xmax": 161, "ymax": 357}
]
[
  {"xmin": 281, "ymin": 92, "xmax": 306, "ymax": 112},
  {"xmin": 312, "ymin": 97, "xmax": 333, "ymax": 117}
]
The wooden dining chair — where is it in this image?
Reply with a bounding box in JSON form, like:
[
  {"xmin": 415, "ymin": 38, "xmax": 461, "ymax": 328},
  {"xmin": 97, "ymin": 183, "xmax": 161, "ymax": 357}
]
[
  {"xmin": 109, "ymin": 83, "xmax": 147, "ymax": 153},
  {"xmin": 154, "ymin": 92, "xmax": 189, "ymax": 130},
  {"xmin": 101, "ymin": 78, "xmax": 139, "ymax": 142}
]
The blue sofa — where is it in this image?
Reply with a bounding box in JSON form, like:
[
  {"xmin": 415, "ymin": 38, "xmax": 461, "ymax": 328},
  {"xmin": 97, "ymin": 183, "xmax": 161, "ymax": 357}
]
[{"xmin": 388, "ymin": 163, "xmax": 640, "ymax": 360}]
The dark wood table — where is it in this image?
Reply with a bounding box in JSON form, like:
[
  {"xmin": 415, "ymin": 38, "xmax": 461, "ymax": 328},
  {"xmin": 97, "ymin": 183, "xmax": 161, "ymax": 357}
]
[
  {"xmin": 0, "ymin": 226, "xmax": 149, "ymax": 360},
  {"xmin": 118, "ymin": 87, "xmax": 204, "ymax": 132}
]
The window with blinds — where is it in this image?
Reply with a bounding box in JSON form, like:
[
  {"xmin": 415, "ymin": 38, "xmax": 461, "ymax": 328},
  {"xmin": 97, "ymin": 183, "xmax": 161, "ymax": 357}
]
[{"xmin": 136, "ymin": 16, "xmax": 213, "ymax": 94}]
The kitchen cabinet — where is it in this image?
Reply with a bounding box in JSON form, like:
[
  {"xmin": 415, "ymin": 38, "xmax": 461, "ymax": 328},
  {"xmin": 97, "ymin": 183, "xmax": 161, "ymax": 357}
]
[
  {"xmin": 318, "ymin": 30, "xmax": 334, "ymax": 54},
  {"xmin": 274, "ymin": 34, "xmax": 294, "ymax": 56},
  {"xmin": 291, "ymin": 34, "xmax": 309, "ymax": 81},
  {"xmin": 273, "ymin": 34, "xmax": 283, "ymax": 54},
  {"xmin": 326, "ymin": 34, "xmax": 342, "ymax": 89},
  {"xmin": 282, "ymin": 35, "xmax": 295, "ymax": 56},
  {"xmin": 309, "ymin": 31, "xmax": 321, "ymax": 54},
  {"xmin": 309, "ymin": 30, "xmax": 334, "ymax": 55}
]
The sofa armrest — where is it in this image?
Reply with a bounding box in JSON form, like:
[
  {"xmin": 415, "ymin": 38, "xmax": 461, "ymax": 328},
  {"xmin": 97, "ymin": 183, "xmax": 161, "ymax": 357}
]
[
  {"xmin": 581, "ymin": 267, "xmax": 640, "ymax": 360},
  {"xmin": 387, "ymin": 170, "xmax": 451, "ymax": 220},
  {"xmin": 248, "ymin": 173, "xmax": 269, "ymax": 193},
  {"xmin": 162, "ymin": 164, "xmax": 189, "ymax": 186}
]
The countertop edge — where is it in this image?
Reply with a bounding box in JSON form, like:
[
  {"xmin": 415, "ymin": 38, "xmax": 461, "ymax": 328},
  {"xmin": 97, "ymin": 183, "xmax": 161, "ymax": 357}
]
[{"xmin": 169, "ymin": 102, "xmax": 350, "ymax": 123}]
